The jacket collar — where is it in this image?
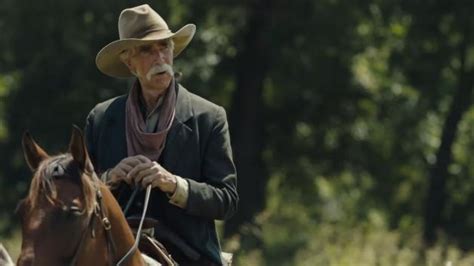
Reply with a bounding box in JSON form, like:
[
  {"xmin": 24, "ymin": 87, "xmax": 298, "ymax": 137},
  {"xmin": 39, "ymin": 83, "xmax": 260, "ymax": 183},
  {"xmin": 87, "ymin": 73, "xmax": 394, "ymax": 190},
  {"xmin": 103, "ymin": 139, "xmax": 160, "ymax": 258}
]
[
  {"xmin": 160, "ymin": 83, "xmax": 193, "ymax": 170},
  {"xmin": 174, "ymin": 83, "xmax": 193, "ymax": 124}
]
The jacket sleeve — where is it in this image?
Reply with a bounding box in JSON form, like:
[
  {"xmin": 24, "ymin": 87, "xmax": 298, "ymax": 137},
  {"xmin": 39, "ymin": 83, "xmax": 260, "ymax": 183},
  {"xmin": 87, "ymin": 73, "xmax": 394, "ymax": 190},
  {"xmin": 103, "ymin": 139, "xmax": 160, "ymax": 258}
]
[{"xmin": 185, "ymin": 107, "xmax": 239, "ymax": 220}]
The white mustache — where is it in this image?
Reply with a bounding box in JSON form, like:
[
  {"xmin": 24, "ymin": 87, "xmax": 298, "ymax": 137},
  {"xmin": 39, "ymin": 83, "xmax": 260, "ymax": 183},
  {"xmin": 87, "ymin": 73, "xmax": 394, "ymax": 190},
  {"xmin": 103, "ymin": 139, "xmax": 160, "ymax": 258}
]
[{"xmin": 146, "ymin": 64, "xmax": 174, "ymax": 81}]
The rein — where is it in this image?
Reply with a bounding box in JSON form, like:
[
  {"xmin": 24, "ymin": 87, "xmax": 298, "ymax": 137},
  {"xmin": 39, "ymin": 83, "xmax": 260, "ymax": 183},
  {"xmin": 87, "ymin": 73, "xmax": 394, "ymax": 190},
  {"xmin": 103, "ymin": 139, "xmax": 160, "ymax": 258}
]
[{"xmin": 117, "ymin": 185, "xmax": 152, "ymax": 266}]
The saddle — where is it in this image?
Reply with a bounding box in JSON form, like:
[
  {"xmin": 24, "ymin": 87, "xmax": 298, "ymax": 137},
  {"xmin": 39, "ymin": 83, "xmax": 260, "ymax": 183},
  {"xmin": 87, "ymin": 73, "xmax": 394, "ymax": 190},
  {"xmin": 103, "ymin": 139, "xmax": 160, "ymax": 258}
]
[
  {"xmin": 127, "ymin": 216, "xmax": 200, "ymax": 265},
  {"xmin": 139, "ymin": 235, "xmax": 175, "ymax": 265},
  {"xmin": 127, "ymin": 217, "xmax": 233, "ymax": 266}
]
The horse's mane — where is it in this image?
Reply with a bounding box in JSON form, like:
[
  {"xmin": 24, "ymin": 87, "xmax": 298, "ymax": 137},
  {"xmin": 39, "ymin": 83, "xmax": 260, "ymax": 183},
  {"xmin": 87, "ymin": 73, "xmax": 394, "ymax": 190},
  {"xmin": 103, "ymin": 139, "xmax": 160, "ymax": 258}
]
[{"xmin": 26, "ymin": 154, "xmax": 98, "ymax": 215}]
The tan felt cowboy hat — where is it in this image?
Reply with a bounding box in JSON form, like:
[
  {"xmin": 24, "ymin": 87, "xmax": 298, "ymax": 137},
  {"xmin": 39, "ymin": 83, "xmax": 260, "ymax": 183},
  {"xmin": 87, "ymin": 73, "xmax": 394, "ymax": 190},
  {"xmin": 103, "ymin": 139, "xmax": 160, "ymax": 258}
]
[{"xmin": 96, "ymin": 4, "xmax": 196, "ymax": 78}]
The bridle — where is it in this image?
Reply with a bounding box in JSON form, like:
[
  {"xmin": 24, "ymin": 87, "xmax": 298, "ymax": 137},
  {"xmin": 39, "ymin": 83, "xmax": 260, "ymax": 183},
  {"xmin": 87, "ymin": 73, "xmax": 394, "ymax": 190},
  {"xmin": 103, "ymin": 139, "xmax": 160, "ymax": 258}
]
[
  {"xmin": 67, "ymin": 178, "xmax": 152, "ymax": 266},
  {"xmin": 68, "ymin": 182, "xmax": 116, "ymax": 266}
]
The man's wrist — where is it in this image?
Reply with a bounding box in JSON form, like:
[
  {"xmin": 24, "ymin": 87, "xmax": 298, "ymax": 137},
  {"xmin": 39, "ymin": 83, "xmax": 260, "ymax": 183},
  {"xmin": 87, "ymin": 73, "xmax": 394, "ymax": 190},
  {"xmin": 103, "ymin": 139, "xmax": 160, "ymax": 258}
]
[{"xmin": 168, "ymin": 174, "xmax": 178, "ymax": 193}]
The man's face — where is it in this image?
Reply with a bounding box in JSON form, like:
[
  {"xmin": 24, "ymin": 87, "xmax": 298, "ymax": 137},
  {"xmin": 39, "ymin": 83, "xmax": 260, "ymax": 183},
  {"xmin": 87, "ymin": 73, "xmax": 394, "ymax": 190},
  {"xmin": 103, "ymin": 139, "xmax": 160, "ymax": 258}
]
[{"xmin": 127, "ymin": 39, "xmax": 174, "ymax": 91}]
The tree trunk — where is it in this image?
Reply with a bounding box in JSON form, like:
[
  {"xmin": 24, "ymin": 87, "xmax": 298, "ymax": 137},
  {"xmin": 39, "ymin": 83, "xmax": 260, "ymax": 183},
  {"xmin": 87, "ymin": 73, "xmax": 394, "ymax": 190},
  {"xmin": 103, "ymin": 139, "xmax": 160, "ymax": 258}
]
[
  {"xmin": 424, "ymin": 27, "xmax": 473, "ymax": 244},
  {"xmin": 224, "ymin": 0, "xmax": 272, "ymax": 238}
]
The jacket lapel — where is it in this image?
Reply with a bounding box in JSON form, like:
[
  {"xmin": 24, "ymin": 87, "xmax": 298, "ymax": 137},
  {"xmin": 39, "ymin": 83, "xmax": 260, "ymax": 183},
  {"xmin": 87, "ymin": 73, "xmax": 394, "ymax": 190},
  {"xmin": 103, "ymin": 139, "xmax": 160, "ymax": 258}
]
[
  {"xmin": 104, "ymin": 96, "xmax": 128, "ymax": 171},
  {"xmin": 161, "ymin": 84, "xmax": 193, "ymax": 171}
]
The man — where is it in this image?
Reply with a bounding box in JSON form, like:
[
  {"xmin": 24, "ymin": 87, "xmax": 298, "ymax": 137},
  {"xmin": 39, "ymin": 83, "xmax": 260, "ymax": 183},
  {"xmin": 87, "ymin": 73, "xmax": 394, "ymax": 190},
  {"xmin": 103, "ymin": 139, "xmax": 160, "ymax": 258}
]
[{"xmin": 84, "ymin": 4, "xmax": 238, "ymax": 265}]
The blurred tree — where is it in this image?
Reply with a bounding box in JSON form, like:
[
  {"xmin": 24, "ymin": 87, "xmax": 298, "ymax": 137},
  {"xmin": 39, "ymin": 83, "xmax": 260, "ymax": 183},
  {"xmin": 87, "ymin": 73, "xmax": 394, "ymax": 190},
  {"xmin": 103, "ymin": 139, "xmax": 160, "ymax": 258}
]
[
  {"xmin": 225, "ymin": 0, "xmax": 273, "ymax": 239},
  {"xmin": 393, "ymin": 1, "xmax": 474, "ymax": 245}
]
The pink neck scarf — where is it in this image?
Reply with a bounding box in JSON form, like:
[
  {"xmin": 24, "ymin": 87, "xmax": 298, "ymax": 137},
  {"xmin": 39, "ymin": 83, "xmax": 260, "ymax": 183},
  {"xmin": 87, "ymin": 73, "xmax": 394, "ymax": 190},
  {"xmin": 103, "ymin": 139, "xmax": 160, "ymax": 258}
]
[{"xmin": 125, "ymin": 79, "xmax": 176, "ymax": 161}]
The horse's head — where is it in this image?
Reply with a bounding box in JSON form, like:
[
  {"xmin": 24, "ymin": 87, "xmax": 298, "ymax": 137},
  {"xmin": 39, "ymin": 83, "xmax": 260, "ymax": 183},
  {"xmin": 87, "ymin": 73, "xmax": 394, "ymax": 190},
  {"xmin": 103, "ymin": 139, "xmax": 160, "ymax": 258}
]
[{"xmin": 17, "ymin": 126, "xmax": 98, "ymax": 266}]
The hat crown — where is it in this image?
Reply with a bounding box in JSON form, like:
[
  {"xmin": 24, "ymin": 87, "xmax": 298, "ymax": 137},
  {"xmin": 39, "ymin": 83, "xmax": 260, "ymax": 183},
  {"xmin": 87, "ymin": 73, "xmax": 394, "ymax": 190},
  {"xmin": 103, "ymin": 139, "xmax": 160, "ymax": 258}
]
[
  {"xmin": 118, "ymin": 4, "xmax": 170, "ymax": 39},
  {"xmin": 96, "ymin": 4, "xmax": 196, "ymax": 78}
]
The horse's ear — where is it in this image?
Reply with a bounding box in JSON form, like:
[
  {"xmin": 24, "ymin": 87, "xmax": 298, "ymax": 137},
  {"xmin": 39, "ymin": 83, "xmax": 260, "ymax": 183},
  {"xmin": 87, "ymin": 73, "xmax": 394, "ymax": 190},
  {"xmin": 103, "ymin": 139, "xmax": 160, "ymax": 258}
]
[
  {"xmin": 69, "ymin": 125, "xmax": 93, "ymax": 172},
  {"xmin": 22, "ymin": 131, "xmax": 49, "ymax": 171}
]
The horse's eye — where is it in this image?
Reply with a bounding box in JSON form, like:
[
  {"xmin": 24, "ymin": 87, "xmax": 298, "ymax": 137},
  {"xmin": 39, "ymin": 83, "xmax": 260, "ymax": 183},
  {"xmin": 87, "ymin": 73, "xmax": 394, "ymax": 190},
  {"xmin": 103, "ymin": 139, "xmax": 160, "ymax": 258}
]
[
  {"xmin": 52, "ymin": 165, "xmax": 65, "ymax": 177},
  {"xmin": 51, "ymin": 165, "xmax": 65, "ymax": 179}
]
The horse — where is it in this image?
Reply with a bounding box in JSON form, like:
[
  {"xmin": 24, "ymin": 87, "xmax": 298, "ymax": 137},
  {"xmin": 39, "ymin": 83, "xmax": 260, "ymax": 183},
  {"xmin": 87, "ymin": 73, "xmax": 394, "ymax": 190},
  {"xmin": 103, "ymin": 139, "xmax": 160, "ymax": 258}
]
[{"xmin": 16, "ymin": 127, "xmax": 168, "ymax": 266}]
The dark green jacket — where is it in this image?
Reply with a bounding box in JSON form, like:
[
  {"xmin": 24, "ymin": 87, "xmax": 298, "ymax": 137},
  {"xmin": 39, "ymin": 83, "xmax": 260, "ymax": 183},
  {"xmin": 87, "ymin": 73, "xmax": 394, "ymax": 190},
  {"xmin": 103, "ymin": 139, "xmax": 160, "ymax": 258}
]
[{"xmin": 84, "ymin": 83, "xmax": 238, "ymax": 264}]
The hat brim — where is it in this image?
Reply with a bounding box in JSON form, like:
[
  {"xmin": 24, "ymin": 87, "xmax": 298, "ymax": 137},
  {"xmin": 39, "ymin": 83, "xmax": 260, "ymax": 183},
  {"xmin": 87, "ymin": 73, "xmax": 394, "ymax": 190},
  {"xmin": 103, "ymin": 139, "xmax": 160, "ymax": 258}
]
[{"xmin": 96, "ymin": 24, "xmax": 196, "ymax": 78}]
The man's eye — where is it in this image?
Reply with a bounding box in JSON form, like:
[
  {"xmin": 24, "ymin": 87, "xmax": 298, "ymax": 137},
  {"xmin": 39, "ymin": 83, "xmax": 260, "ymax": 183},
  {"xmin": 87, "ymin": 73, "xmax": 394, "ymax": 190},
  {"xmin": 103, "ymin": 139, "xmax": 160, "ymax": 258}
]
[{"xmin": 139, "ymin": 46, "xmax": 152, "ymax": 53}]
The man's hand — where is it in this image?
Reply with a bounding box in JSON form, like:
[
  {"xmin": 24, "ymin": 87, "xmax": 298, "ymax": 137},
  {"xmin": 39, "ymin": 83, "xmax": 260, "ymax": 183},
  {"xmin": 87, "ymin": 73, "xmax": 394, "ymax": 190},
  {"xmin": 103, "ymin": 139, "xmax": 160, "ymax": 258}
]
[
  {"xmin": 108, "ymin": 155, "xmax": 151, "ymax": 185},
  {"xmin": 128, "ymin": 161, "xmax": 178, "ymax": 194}
]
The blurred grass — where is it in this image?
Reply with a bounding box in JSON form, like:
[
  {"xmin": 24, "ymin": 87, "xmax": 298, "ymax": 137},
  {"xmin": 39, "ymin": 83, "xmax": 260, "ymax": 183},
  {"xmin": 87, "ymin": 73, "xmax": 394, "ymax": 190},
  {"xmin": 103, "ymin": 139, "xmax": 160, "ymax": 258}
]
[{"xmin": 223, "ymin": 221, "xmax": 474, "ymax": 266}]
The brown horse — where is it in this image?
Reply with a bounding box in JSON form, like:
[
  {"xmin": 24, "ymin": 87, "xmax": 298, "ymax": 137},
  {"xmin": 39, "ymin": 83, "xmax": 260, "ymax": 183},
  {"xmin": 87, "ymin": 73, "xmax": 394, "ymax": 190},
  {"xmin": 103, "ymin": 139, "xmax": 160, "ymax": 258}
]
[{"xmin": 16, "ymin": 127, "xmax": 146, "ymax": 266}]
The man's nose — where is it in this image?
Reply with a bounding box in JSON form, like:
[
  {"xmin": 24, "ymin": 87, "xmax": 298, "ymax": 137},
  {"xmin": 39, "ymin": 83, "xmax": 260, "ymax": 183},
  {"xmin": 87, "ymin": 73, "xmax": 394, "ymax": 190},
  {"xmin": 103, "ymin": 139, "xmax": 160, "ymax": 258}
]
[{"xmin": 151, "ymin": 49, "xmax": 165, "ymax": 63}]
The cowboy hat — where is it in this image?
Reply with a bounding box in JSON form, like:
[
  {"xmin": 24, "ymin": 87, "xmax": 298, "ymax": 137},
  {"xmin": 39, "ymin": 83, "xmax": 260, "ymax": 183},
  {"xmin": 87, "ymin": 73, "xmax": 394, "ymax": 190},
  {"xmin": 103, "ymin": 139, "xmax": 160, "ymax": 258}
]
[{"xmin": 96, "ymin": 4, "xmax": 196, "ymax": 78}]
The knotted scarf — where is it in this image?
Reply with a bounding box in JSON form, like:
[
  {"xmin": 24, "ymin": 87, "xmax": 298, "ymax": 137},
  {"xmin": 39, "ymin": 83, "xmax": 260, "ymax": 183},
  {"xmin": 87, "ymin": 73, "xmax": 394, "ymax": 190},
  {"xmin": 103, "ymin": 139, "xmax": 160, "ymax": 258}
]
[{"xmin": 125, "ymin": 79, "xmax": 176, "ymax": 161}]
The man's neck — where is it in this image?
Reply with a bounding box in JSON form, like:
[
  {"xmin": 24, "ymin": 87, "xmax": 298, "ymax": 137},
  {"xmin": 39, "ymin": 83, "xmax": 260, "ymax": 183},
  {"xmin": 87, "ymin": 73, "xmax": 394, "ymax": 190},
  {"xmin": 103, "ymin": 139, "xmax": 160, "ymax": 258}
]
[
  {"xmin": 141, "ymin": 88, "xmax": 166, "ymax": 112},
  {"xmin": 139, "ymin": 81, "xmax": 172, "ymax": 112}
]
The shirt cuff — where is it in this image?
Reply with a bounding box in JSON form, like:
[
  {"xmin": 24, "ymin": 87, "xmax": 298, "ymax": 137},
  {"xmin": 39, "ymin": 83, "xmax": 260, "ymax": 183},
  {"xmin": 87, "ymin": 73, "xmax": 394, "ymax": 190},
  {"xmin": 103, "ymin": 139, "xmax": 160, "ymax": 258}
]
[{"xmin": 168, "ymin": 175, "xmax": 189, "ymax": 208}]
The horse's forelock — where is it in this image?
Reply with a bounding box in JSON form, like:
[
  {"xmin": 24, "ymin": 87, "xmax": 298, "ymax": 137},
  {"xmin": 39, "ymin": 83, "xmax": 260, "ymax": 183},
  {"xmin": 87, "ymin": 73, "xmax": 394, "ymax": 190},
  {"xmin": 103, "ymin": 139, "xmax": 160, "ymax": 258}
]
[
  {"xmin": 25, "ymin": 154, "xmax": 97, "ymax": 215},
  {"xmin": 26, "ymin": 156, "xmax": 60, "ymax": 210}
]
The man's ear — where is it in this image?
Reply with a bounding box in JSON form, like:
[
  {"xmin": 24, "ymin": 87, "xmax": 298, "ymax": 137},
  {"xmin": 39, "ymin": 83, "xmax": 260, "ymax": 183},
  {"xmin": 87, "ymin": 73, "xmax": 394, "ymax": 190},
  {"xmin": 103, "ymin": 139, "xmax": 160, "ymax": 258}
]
[
  {"xmin": 119, "ymin": 49, "xmax": 135, "ymax": 72},
  {"xmin": 123, "ymin": 60, "xmax": 137, "ymax": 76},
  {"xmin": 127, "ymin": 62, "xmax": 137, "ymax": 76},
  {"xmin": 123, "ymin": 58, "xmax": 133, "ymax": 69}
]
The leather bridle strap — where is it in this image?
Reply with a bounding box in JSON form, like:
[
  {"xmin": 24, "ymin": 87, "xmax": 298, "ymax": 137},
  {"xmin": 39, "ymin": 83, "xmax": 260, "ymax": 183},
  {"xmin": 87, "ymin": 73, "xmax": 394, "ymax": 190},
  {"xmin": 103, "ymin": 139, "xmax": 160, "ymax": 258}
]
[
  {"xmin": 116, "ymin": 185, "xmax": 152, "ymax": 266},
  {"xmin": 96, "ymin": 188, "xmax": 116, "ymax": 265},
  {"xmin": 69, "ymin": 186, "xmax": 114, "ymax": 266}
]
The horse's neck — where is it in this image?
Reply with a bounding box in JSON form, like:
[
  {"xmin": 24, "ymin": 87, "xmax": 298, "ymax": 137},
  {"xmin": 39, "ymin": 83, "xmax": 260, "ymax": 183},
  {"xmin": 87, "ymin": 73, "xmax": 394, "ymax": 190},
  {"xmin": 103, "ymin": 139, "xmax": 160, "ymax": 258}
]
[{"xmin": 101, "ymin": 185, "xmax": 144, "ymax": 266}]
